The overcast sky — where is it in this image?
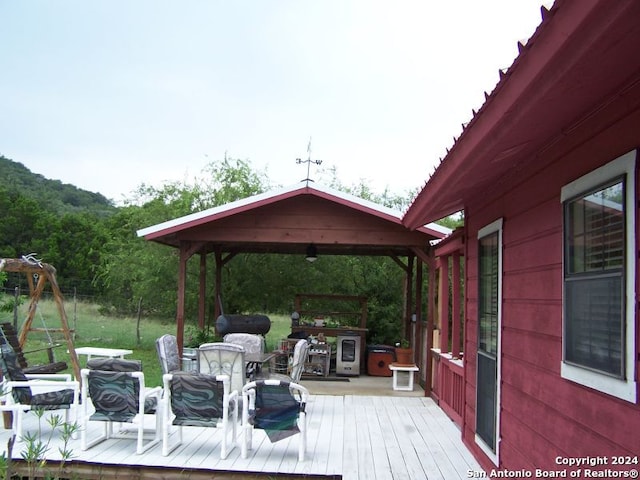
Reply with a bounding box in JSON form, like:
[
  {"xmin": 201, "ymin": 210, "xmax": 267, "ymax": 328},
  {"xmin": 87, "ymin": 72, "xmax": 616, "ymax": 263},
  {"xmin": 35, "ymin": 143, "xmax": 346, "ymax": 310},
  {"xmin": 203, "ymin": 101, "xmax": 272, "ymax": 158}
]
[{"xmin": 0, "ymin": 1, "xmax": 550, "ymax": 204}]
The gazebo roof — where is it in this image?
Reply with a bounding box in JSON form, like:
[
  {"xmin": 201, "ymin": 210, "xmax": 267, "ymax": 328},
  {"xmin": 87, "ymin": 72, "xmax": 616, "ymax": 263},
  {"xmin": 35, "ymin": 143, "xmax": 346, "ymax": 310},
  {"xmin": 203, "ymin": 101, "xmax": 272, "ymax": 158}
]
[{"xmin": 137, "ymin": 181, "xmax": 449, "ymax": 257}]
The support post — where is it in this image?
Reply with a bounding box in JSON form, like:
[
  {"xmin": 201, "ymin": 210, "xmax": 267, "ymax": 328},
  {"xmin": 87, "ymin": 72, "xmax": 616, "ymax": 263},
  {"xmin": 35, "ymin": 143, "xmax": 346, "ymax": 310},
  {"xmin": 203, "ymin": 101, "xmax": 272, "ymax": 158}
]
[
  {"xmin": 415, "ymin": 258, "xmax": 423, "ymax": 369},
  {"xmin": 451, "ymin": 253, "xmax": 461, "ymax": 359},
  {"xmin": 199, "ymin": 254, "xmax": 207, "ymax": 330},
  {"xmin": 438, "ymin": 256, "xmax": 449, "ymax": 354},
  {"xmin": 214, "ymin": 250, "xmax": 223, "ymax": 322},
  {"xmin": 176, "ymin": 247, "xmax": 188, "ymax": 352},
  {"xmin": 425, "ymin": 251, "xmax": 436, "ymax": 397},
  {"xmin": 404, "ymin": 255, "xmax": 414, "ymax": 342}
]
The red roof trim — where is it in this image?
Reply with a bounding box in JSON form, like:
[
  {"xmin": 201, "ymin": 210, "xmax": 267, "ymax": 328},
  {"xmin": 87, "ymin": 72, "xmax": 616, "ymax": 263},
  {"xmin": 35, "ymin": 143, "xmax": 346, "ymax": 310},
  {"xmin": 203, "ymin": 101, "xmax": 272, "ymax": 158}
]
[{"xmin": 403, "ymin": 0, "xmax": 639, "ymax": 227}]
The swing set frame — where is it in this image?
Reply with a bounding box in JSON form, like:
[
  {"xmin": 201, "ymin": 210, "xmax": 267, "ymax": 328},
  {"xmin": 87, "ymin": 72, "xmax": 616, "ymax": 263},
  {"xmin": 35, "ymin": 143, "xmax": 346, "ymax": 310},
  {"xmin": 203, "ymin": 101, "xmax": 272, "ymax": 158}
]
[{"xmin": 0, "ymin": 257, "xmax": 81, "ymax": 383}]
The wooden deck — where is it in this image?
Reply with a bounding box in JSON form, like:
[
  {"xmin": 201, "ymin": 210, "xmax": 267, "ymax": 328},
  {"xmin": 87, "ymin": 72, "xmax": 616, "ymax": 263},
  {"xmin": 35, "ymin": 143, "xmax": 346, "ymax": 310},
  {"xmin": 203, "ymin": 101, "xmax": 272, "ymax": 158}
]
[{"xmin": 0, "ymin": 393, "xmax": 483, "ymax": 479}]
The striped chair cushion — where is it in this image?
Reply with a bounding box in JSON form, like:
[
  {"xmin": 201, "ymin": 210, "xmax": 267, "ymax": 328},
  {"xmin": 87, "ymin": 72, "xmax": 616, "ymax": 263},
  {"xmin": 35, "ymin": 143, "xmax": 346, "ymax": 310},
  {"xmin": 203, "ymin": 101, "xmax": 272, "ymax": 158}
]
[
  {"xmin": 87, "ymin": 357, "xmax": 151, "ymax": 421},
  {"xmin": 169, "ymin": 373, "xmax": 225, "ymax": 428}
]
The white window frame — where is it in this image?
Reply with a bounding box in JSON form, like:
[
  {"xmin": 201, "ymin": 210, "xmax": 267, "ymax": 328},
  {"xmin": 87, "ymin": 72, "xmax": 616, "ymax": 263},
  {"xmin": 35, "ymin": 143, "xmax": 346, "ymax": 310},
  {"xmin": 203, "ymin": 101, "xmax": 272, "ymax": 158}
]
[
  {"xmin": 475, "ymin": 218, "xmax": 503, "ymax": 465},
  {"xmin": 560, "ymin": 150, "xmax": 637, "ymax": 403}
]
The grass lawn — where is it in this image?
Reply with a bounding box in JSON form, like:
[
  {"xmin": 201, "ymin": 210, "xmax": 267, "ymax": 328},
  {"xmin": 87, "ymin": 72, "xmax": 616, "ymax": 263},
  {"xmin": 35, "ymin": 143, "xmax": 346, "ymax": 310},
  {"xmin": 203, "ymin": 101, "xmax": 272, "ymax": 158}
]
[{"xmin": 0, "ymin": 298, "xmax": 292, "ymax": 388}]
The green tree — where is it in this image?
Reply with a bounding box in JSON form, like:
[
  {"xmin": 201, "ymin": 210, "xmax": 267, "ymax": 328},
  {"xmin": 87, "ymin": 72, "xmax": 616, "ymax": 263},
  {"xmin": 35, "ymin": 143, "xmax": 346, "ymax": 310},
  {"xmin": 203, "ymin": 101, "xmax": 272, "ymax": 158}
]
[
  {"xmin": 94, "ymin": 156, "xmax": 449, "ymax": 347},
  {"xmin": 95, "ymin": 157, "xmax": 269, "ymax": 319},
  {"xmin": 0, "ymin": 187, "xmax": 52, "ymax": 259},
  {"xmin": 44, "ymin": 212, "xmax": 109, "ymax": 295},
  {"xmin": 0, "ymin": 155, "xmax": 114, "ymax": 215}
]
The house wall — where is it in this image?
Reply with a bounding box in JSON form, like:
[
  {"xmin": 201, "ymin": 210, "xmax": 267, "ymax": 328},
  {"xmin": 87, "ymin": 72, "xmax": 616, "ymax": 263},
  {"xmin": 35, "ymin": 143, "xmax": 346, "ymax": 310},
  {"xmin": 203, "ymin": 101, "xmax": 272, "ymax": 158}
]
[{"xmin": 461, "ymin": 87, "xmax": 640, "ymax": 472}]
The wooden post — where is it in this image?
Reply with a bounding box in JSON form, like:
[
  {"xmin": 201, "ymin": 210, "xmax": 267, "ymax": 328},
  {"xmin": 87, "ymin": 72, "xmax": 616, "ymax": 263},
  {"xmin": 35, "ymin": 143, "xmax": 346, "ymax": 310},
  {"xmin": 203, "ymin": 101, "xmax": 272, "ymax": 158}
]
[
  {"xmin": 438, "ymin": 256, "xmax": 449, "ymax": 354},
  {"xmin": 136, "ymin": 297, "xmax": 142, "ymax": 346},
  {"xmin": 176, "ymin": 247, "xmax": 188, "ymax": 352},
  {"xmin": 199, "ymin": 253, "xmax": 207, "ymax": 329},
  {"xmin": 451, "ymin": 253, "xmax": 461, "ymax": 359},
  {"xmin": 425, "ymin": 251, "xmax": 436, "ymax": 397},
  {"xmin": 214, "ymin": 250, "xmax": 223, "ymax": 328},
  {"xmin": 12, "ymin": 286, "xmax": 19, "ymax": 331},
  {"xmin": 73, "ymin": 287, "xmax": 77, "ymax": 342},
  {"xmin": 415, "ymin": 257, "xmax": 423, "ymax": 369},
  {"xmin": 405, "ymin": 255, "xmax": 414, "ymax": 344}
]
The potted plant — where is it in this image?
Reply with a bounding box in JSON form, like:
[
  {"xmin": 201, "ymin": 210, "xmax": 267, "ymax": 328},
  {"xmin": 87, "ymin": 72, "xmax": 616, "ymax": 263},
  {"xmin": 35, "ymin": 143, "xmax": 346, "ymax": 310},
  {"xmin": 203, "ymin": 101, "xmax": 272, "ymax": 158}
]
[{"xmin": 395, "ymin": 339, "xmax": 413, "ymax": 365}]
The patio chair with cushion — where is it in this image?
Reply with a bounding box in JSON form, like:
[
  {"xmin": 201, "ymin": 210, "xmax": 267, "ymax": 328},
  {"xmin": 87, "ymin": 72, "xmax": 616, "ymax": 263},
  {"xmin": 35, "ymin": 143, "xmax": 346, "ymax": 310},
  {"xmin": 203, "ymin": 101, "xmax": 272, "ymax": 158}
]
[
  {"xmin": 241, "ymin": 379, "xmax": 309, "ymax": 461},
  {"xmin": 223, "ymin": 333, "xmax": 264, "ymax": 355},
  {"xmin": 0, "ymin": 342, "xmax": 79, "ymax": 440},
  {"xmin": 81, "ymin": 358, "xmax": 162, "ymax": 454},
  {"xmin": 223, "ymin": 333, "xmax": 266, "ymax": 379},
  {"xmin": 156, "ymin": 334, "xmax": 193, "ymax": 374},
  {"xmin": 198, "ymin": 342, "xmax": 246, "ymax": 397},
  {"xmin": 162, "ymin": 372, "xmax": 238, "ymax": 458},
  {"xmin": 268, "ymin": 339, "xmax": 309, "ymax": 384}
]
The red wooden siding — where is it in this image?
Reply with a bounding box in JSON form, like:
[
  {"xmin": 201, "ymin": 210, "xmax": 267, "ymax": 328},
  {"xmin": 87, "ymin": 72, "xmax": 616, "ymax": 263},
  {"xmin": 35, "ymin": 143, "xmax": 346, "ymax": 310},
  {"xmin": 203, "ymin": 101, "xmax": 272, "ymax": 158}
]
[
  {"xmin": 184, "ymin": 195, "xmax": 431, "ymax": 247},
  {"xmin": 461, "ymin": 100, "xmax": 640, "ymax": 471}
]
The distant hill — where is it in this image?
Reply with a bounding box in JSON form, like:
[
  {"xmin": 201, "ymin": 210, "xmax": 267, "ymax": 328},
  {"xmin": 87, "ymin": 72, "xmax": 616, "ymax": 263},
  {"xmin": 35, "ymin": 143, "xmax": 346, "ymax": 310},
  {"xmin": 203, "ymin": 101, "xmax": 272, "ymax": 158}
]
[{"xmin": 0, "ymin": 155, "xmax": 116, "ymax": 216}]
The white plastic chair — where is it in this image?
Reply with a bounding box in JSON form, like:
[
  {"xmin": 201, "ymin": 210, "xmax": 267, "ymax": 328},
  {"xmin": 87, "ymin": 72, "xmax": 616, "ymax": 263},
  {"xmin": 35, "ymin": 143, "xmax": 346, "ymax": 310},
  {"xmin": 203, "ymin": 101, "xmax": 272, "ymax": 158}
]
[
  {"xmin": 198, "ymin": 342, "xmax": 246, "ymax": 397},
  {"xmin": 269, "ymin": 339, "xmax": 309, "ymax": 383},
  {"xmin": 223, "ymin": 333, "xmax": 266, "ymax": 379},
  {"xmin": 162, "ymin": 372, "xmax": 238, "ymax": 458},
  {"xmin": 241, "ymin": 379, "xmax": 309, "ymax": 461},
  {"xmin": 223, "ymin": 333, "xmax": 264, "ymax": 356},
  {"xmin": 81, "ymin": 358, "xmax": 162, "ymax": 455},
  {"xmin": 156, "ymin": 334, "xmax": 193, "ymax": 374},
  {"xmin": 0, "ymin": 342, "xmax": 79, "ymax": 440}
]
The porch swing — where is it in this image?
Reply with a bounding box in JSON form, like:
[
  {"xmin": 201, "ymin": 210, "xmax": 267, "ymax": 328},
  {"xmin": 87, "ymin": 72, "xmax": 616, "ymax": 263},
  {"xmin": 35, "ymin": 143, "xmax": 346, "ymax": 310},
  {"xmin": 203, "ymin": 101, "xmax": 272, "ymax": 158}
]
[
  {"xmin": 0, "ymin": 321, "xmax": 67, "ymax": 374},
  {"xmin": 0, "ymin": 298, "xmax": 67, "ymax": 374},
  {"xmin": 0, "ymin": 257, "xmax": 81, "ymax": 381}
]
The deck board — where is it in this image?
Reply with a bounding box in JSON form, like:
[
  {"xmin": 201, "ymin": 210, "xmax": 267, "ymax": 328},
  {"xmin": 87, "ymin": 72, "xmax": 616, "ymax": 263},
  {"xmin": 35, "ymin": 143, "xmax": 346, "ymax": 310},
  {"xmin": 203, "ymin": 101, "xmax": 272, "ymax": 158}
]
[
  {"xmin": 0, "ymin": 393, "xmax": 483, "ymax": 479},
  {"xmin": 365, "ymin": 398, "xmax": 394, "ymax": 480},
  {"xmin": 376, "ymin": 398, "xmax": 412, "ymax": 480}
]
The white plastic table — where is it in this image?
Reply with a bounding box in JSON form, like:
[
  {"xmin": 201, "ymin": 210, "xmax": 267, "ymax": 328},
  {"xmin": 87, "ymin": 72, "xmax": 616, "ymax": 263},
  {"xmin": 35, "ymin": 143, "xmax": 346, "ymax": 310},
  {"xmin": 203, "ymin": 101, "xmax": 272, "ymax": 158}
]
[
  {"xmin": 74, "ymin": 347, "xmax": 133, "ymax": 362},
  {"xmin": 389, "ymin": 363, "xmax": 419, "ymax": 391}
]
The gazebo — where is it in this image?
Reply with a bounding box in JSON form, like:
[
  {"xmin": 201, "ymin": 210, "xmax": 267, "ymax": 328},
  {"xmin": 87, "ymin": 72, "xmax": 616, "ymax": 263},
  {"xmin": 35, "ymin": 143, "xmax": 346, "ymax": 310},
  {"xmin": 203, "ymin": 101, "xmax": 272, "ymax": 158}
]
[{"xmin": 137, "ymin": 181, "xmax": 449, "ymax": 378}]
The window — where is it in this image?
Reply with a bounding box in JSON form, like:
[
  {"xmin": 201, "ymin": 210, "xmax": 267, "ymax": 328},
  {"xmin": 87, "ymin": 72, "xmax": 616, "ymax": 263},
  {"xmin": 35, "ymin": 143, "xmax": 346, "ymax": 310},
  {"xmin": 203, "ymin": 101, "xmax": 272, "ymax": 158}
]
[
  {"xmin": 476, "ymin": 218, "xmax": 502, "ymax": 463},
  {"xmin": 478, "ymin": 231, "xmax": 499, "ymax": 357},
  {"xmin": 561, "ymin": 151, "xmax": 637, "ymax": 403}
]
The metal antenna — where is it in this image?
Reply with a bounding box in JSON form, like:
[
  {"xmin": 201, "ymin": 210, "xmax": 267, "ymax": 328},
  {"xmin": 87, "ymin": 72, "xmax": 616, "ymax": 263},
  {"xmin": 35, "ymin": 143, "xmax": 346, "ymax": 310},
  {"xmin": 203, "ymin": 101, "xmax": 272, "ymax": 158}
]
[{"xmin": 296, "ymin": 137, "xmax": 322, "ymax": 184}]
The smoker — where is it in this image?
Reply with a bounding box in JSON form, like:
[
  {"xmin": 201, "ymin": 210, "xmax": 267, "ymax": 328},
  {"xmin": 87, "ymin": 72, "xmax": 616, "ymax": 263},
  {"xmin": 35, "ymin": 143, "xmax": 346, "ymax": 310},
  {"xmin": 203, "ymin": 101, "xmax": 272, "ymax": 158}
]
[
  {"xmin": 336, "ymin": 331, "xmax": 361, "ymax": 376},
  {"xmin": 215, "ymin": 314, "xmax": 271, "ymax": 336}
]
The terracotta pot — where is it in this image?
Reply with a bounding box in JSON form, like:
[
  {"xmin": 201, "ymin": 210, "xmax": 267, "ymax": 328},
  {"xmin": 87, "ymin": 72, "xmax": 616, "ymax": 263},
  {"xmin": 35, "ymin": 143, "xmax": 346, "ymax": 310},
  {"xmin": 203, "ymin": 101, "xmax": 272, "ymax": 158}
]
[{"xmin": 395, "ymin": 347, "xmax": 413, "ymax": 365}]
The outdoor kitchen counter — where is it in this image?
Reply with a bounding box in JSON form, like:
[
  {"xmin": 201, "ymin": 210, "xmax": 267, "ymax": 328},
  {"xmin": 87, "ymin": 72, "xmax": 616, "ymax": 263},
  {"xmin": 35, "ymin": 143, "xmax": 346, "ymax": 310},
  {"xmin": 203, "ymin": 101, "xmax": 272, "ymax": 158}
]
[{"xmin": 290, "ymin": 326, "xmax": 368, "ymax": 369}]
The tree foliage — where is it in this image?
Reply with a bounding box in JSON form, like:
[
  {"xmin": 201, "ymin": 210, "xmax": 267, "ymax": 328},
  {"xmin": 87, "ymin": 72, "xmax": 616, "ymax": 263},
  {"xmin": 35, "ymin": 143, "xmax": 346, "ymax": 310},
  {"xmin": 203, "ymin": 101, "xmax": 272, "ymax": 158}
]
[
  {"xmin": 94, "ymin": 157, "xmax": 269, "ymax": 318},
  {"xmin": 0, "ymin": 186, "xmax": 108, "ymax": 294},
  {"xmin": 0, "ymin": 154, "xmax": 460, "ymax": 345},
  {"xmin": 0, "ymin": 156, "xmax": 114, "ymax": 215}
]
